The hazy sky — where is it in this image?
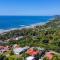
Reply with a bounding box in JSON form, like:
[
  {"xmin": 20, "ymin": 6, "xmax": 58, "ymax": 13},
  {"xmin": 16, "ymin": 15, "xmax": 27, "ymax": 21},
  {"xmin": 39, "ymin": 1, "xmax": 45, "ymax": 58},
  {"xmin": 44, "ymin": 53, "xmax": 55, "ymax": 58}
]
[{"xmin": 0, "ymin": 0, "xmax": 60, "ymax": 15}]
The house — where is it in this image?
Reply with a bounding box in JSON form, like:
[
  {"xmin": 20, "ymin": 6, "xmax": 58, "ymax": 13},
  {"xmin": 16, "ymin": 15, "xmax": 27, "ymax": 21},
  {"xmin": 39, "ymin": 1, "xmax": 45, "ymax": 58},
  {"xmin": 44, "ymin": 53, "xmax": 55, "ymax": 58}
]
[
  {"xmin": 11, "ymin": 36, "xmax": 23, "ymax": 41},
  {"xmin": 13, "ymin": 44, "xmax": 29, "ymax": 55},
  {"xmin": 44, "ymin": 52, "xmax": 54, "ymax": 60},
  {"xmin": 0, "ymin": 46, "xmax": 9, "ymax": 53},
  {"xmin": 13, "ymin": 47, "xmax": 24, "ymax": 55},
  {"xmin": 15, "ymin": 36, "xmax": 23, "ymax": 40},
  {"xmin": 26, "ymin": 47, "xmax": 39, "ymax": 56}
]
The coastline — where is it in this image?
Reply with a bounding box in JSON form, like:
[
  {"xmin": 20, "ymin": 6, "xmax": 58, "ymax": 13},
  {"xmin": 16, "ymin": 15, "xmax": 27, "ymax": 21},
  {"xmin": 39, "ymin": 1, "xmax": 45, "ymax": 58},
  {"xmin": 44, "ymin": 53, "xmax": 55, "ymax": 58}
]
[
  {"xmin": 0, "ymin": 21, "xmax": 48, "ymax": 34},
  {"xmin": 0, "ymin": 16, "xmax": 53, "ymax": 34}
]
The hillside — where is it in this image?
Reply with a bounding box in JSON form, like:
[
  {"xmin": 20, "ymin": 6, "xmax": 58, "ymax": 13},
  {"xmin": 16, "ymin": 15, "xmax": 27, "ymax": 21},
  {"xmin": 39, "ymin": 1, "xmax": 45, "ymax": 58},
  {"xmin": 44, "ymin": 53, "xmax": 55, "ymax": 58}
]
[{"xmin": 46, "ymin": 15, "xmax": 60, "ymax": 28}]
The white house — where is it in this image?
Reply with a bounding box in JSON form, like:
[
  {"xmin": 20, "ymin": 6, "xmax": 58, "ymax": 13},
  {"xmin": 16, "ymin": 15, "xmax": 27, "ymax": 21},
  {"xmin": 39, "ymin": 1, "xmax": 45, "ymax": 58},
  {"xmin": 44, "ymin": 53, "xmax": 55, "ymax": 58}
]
[
  {"xmin": 15, "ymin": 36, "xmax": 23, "ymax": 40},
  {"xmin": 13, "ymin": 47, "xmax": 24, "ymax": 55},
  {"xmin": 13, "ymin": 46, "xmax": 29, "ymax": 55}
]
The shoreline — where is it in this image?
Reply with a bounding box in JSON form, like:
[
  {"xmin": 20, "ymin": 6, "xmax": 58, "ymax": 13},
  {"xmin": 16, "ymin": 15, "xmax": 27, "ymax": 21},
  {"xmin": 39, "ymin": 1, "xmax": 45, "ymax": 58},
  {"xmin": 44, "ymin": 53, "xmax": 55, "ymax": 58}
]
[
  {"xmin": 0, "ymin": 21, "xmax": 48, "ymax": 34},
  {"xmin": 0, "ymin": 16, "xmax": 54, "ymax": 34}
]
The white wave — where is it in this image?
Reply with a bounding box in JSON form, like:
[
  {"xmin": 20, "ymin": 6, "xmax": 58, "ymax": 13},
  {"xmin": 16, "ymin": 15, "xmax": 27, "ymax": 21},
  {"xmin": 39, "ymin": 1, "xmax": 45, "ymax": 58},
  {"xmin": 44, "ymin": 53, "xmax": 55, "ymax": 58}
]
[{"xmin": 19, "ymin": 25, "xmax": 25, "ymax": 27}]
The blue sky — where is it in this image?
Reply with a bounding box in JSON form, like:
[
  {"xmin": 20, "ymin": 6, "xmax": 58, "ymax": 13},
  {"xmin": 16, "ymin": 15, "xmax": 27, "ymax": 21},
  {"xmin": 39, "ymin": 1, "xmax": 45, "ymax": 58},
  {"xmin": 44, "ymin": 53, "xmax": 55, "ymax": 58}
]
[{"xmin": 0, "ymin": 0, "xmax": 60, "ymax": 15}]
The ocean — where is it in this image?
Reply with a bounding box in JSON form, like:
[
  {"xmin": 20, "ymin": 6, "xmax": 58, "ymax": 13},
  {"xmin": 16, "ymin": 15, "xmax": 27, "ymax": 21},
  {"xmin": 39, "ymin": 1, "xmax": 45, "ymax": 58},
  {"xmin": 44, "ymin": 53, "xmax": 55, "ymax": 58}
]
[{"xmin": 0, "ymin": 16, "xmax": 53, "ymax": 33}]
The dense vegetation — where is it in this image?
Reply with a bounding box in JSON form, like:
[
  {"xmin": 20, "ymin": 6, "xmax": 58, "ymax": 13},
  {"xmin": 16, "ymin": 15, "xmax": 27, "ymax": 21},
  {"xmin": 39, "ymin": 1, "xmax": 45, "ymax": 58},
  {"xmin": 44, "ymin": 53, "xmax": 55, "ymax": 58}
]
[{"xmin": 0, "ymin": 15, "xmax": 60, "ymax": 53}]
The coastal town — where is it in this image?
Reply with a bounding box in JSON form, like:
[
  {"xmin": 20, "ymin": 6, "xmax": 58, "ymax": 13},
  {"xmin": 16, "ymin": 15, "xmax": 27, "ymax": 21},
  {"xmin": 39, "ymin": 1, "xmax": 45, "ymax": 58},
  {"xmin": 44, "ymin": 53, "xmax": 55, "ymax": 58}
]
[
  {"xmin": 0, "ymin": 44, "xmax": 59, "ymax": 60},
  {"xmin": 0, "ymin": 16, "xmax": 60, "ymax": 60},
  {"xmin": 0, "ymin": 0, "xmax": 60, "ymax": 59}
]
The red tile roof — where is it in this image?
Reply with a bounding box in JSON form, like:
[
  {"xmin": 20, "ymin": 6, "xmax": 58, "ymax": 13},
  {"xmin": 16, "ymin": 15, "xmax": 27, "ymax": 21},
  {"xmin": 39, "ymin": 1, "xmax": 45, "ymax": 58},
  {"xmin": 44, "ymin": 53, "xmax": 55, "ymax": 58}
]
[{"xmin": 26, "ymin": 48, "xmax": 39, "ymax": 56}]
